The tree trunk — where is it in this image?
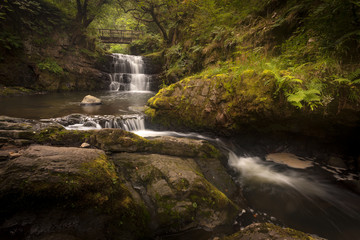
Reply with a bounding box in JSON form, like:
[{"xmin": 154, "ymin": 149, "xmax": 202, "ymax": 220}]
[{"xmin": 149, "ymin": 8, "xmax": 170, "ymax": 44}]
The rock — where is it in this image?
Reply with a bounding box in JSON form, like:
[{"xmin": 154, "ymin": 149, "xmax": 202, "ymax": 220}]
[
  {"xmin": 114, "ymin": 152, "xmax": 239, "ymax": 233},
  {"xmin": 80, "ymin": 95, "xmax": 102, "ymax": 105},
  {"xmin": 83, "ymin": 121, "xmax": 98, "ymax": 127},
  {"xmin": 80, "ymin": 142, "xmax": 91, "ymax": 148},
  {"xmin": 0, "ymin": 151, "xmax": 9, "ymax": 161},
  {"xmin": 328, "ymin": 156, "xmax": 347, "ymax": 169},
  {"xmin": 149, "ymin": 136, "xmax": 224, "ymax": 158},
  {"xmin": 265, "ymin": 153, "xmax": 313, "ymax": 169},
  {"xmin": 8, "ymin": 152, "xmax": 21, "ymax": 159},
  {"xmin": 0, "ymin": 145, "xmax": 147, "ymax": 239},
  {"xmin": 145, "ymin": 72, "xmax": 360, "ymax": 140},
  {"xmin": 0, "ymin": 145, "xmax": 112, "ymax": 200},
  {"xmin": 222, "ymin": 223, "xmax": 326, "ymax": 240}
]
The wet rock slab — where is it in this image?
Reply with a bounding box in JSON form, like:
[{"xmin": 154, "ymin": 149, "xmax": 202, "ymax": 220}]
[{"xmin": 265, "ymin": 153, "xmax": 313, "ymax": 169}]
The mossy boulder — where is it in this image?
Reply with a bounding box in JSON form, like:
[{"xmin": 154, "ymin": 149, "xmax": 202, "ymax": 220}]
[
  {"xmin": 0, "ymin": 145, "xmax": 116, "ymax": 208},
  {"xmin": 222, "ymin": 223, "xmax": 325, "ymax": 240},
  {"xmin": 0, "ymin": 117, "xmax": 245, "ymax": 238},
  {"xmin": 113, "ymin": 152, "xmax": 240, "ymax": 234},
  {"xmin": 146, "ymin": 72, "xmax": 360, "ymax": 139},
  {"xmin": 0, "ymin": 145, "xmax": 147, "ymax": 240},
  {"xmin": 146, "ymin": 73, "xmax": 280, "ymax": 135}
]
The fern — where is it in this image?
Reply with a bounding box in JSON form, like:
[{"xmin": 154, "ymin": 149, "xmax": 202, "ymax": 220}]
[
  {"xmin": 352, "ymin": 79, "xmax": 360, "ymax": 85},
  {"xmin": 287, "ymin": 89, "xmax": 322, "ymax": 110},
  {"xmin": 333, "ymin": 78, "xmax": 351, "ymax": 84}
]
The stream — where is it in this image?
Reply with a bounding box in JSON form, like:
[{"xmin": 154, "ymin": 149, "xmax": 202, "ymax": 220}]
[{"xmin": 1, "ymin": 54, "xmax": 360, "ymax": 240}]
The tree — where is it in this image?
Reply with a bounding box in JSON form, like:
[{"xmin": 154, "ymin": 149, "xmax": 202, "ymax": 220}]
[
  {"xmin": 45, "ymin": 0, "xmax": 113, "ymax": 44},
  {"xmin": 74, "ymin": 0, "xmax": 111, "ymax": 28},
  {"xmin": 116, "ymin": 0, "xmax": 195, "ymax": 44}
]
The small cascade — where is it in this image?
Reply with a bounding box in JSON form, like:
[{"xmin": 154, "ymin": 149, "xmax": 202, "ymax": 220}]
[
  {"xmin": 109, "ymin": 54, "xmax": 151, "ymax": 91},
  {"xmin": 55, "ymin": 114, "xmax": 145, "ymax": 131}
]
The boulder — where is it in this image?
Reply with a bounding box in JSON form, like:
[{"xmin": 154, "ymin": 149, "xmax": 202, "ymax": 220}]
[
  {"xmin": 222, "ymin": 223, "xmax": 326, "ymax": 240},
  {"xmin": 80, "ymin": 95, "xmax": 102, "ymax": 105},
  {"xmin": 328, "ymin": 156, "xmax": 347, "ymax": 169},
  {"xmin": 114, "ymin": 152, "xmax": 239, "ymax": 233},
  {"xmin": 265, "ymin": 153, "xmax": 313, "ymax": 169},
  {"xmin": 0, "ymin": 145, "xmax": 115, "ymax": 206},
  {"xmin": 0, "ymin": 145, "xmax": 147, "ymax": 240},
  {"xmin": 145, "ymin": 73, "xmax": 360, "ymax": 141},
  {"xmin": 0, "ymin": 120, "xmax": 244, "ymax": 238}
]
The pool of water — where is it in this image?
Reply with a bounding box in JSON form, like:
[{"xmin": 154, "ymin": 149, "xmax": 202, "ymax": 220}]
[{"xmin": 0, "ymin": 91, "xmax": 155, "ymax": 119}]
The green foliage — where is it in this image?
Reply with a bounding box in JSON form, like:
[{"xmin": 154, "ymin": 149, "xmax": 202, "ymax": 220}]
[
  {"xmin": 130, "ymin": 34, "xmax": 162, "ymax": 54},
  {"xmin": 79, "ymin": 48, "xmax": 100, "ymax": 58},
  {"xmin": 0, "ymin": 32, "xmax": 22, "ymax": 50},
  {"xmin": 108, "ymin": 44, "xmax": 129, "ymax": 54},
  {"xmin": 37, "ymin": 58, "xmax": 63, "ymax": 74},
  {"xmin": 287, "ymin": 89, "xmax": 322, "ymax": 110}
]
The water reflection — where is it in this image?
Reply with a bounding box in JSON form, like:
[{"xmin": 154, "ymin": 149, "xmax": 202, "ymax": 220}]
[
  {"xmin": 81, "ymin": 105, "xmax": 101, "ymax": 114},
  {"xmin": 0, "ymin": 91, "xmax": 155, "ymax": 119}
]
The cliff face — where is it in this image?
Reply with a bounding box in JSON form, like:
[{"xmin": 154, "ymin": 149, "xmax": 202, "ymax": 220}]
[{"xmin": 0, "ymin": 0, "xmax": 111, "ymax": 95}]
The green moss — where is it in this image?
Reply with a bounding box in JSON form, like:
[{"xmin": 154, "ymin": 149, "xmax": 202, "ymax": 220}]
[
  {"xmin": 222, "ymin": 223, "xmax": 320, "ymax": 240},
  {"xmin": 145, "ymin": 106, "xmax": 156, "ymax": 118},
  {"xmin": 33, "ymin": 125, "xmax": 90, "ymax": 146},
  {"xmin": 174, "ymin": 178, "xmax": 190, "ymax": 191},
  {"xmin": 0, "ymin": 86, "xmax": 35, "ymax": 96},
  {"xmin": 37, "ymin": 58, "xmax": 63, "ymax": 74}
]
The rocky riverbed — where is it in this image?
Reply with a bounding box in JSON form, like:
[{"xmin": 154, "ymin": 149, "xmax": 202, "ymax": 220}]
[{"xmin": 0, "ymin": 115, "xmax": 326, "ymax": 240}]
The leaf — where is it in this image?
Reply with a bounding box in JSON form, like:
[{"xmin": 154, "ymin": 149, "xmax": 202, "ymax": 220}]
[
  {"xmin": 352, "ymin": 79, "xmax": 360, "ymax": 84},
  {"xmin": 303, "ymin": 89, "xmax": 321, "ymax": 102},
  {"xmin": 288, "ymin": 78, "xmax": 303, "ymax": 84},
  {"xmin": 333, "ymin": 78, "xmax": 351, "ymax": 84},
  {"xmin": 287, "ymin": 91, "xmax": 305, "ymax": 104},
  {"xmin": 291, "ymin": 101, "xmax": 303, "ymax": 109}
]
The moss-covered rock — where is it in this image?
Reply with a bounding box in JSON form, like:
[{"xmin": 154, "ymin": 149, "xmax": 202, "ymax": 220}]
[
  {"xmin": 222, "ymin": 223, "xmax": 325, "ymax": 240},
  {"xmin": 146, "ymin": 72, "xmax": 360, "ymax": 139},
  {"xmin": 113, "ymin": 152, "xmax": 239, "ymax": 234},
  {"xmin": 146, "ymin": 73, "xmax": 280, "ymax": 134},
  {"xmin": 0, "ymin": 145, "xmax": 148, "ymax": 240},
  {"xmin": 0, "ymin": 117, "xmax": 244, "ymax": 238}
]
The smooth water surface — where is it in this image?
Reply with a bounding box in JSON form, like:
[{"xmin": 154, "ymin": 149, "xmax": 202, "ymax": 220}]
[{"xmin": 0, "ymin": 91, "xmax": 155, "ymax": 119}]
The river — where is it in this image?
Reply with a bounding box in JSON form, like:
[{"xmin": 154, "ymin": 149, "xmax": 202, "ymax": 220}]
[{"xmin": 1, "ymin": 54, "xmax": 360, "ymax": 240}]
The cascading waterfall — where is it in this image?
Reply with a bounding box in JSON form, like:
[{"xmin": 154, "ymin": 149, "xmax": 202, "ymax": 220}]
[
  {"xmin": 109, "ymin": 53, "xmax": 151, "ymax": 91},
  {"xmin": 57, "ymin": 114, "xmax": 145, "ymax": 131}
]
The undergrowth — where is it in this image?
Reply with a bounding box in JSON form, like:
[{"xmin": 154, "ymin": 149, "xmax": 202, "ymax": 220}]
[{"xmin": 153, "ymin": 0, "xmax": 360, "ymax": 111}]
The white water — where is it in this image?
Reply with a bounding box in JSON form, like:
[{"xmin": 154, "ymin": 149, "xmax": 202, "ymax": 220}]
[
  {"xmin": 227, "ymin": 152, "xmax": 360, "ymax": 219},
  {"xmin": 59, "ymin": 122, "xmax": 360, "ymax": 238},
  {"xmin": 109, "ymin": 54, "xmax": 151, "ymax": 91},
  {"xmin": 62, "ymin": 114, "xmax": 145, "ymax": 131}
]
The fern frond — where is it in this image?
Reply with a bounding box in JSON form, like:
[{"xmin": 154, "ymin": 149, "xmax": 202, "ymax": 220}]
[{"xmin": 333, "ymin": 78, "xmax": 351, "ymax": 84}]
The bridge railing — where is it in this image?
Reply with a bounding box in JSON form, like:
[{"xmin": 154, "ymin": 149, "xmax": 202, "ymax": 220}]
[{"xmin": 94, "ymin": 29, "xmax": 143, "ymax": 43}]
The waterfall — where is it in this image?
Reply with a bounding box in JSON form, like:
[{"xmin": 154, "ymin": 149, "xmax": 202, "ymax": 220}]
[
  {"xmin": 56, "ymin": 114, "xmax": 145, "ymax": 131},
  {"xmin": 109, "ymin": 54, "xmax": 151, "ymax": 91}
]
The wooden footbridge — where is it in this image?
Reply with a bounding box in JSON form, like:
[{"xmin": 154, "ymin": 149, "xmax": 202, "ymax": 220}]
[{"xmin": 95, "ymin": 29, "xmax": 142, "ymax": 44}]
